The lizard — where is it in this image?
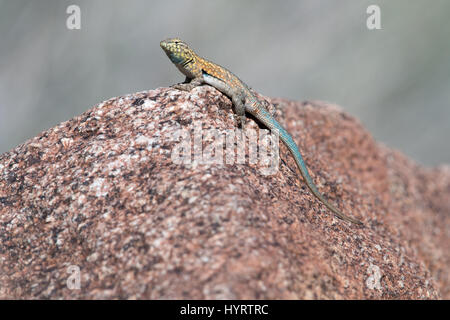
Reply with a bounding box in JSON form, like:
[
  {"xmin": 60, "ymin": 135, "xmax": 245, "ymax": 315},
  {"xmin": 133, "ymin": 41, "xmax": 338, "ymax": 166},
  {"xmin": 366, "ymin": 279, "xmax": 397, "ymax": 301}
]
[{"xmin": 160, "ymin": 38, "xmax": 363, "ymax": 226}]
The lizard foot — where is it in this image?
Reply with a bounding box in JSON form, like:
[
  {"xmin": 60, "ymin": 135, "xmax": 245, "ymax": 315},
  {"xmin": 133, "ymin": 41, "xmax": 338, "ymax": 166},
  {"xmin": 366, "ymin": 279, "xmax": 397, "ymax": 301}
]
[
  {"xmin": 233, "ymin": 114, "xmax": 247, "ymax": 130},
  {"xmin": 171, "ymin": 77, "xmax": 204, "ymax": 92},
  {"xmin": 171, "ymin": 83, "xmax": 197, "ymax": 92}
]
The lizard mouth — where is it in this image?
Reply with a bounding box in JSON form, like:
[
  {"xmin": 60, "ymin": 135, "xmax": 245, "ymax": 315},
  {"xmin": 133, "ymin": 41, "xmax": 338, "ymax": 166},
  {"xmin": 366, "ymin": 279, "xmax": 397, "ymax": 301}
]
[{"xmin": 160, "ymin": 40, "xmax": 169, "ymax": 50}]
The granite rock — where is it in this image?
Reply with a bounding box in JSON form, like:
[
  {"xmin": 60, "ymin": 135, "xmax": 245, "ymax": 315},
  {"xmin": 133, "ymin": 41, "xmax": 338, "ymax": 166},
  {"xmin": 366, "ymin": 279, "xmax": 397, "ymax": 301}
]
[{"xmin": 0, "ymin": 86, "xmax": 448, "ymax": 299}]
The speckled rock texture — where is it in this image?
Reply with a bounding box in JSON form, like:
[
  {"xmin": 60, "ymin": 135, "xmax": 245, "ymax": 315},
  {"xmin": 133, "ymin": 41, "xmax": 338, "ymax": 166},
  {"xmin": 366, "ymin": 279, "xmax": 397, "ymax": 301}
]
[{"xmin": 0, "ymin": 86, "xmax": 449, "ymax": 299}]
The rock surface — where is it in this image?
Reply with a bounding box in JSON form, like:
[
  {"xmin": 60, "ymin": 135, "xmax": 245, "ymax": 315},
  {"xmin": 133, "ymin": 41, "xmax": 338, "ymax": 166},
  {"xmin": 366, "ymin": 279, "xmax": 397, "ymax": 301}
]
[{"xmin": 0, "ymin": 86, "xmax": 448, "ymax": 299}]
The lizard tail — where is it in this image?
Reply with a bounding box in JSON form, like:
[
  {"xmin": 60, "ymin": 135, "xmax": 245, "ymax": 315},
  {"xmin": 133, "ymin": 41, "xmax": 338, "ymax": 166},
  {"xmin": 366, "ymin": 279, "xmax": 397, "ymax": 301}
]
[
  {"xmin": 276, "ymin": 128, "xmax": 364, "ymax": 225},
  {"xmin": 292, "ymin": 154, "xmax": 364, "ymax": 225},
  {"xmin": 298, "ymin": 166, "xmax": 364, "ymax": 225},
  {"xmin": 249, "ymin": 106, "xmax": 363, "ymax": 225}
]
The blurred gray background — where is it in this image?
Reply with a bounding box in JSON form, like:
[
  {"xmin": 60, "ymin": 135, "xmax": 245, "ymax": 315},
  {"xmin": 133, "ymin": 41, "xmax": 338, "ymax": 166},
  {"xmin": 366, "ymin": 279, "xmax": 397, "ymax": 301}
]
[{"xmin": 0, "ymin": 0, "xmax": 449, "ymax": 166}]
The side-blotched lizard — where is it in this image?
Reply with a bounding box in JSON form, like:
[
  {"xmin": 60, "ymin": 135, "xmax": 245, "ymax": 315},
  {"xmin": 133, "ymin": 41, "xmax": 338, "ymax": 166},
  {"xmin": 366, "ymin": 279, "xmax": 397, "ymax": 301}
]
[{"xmin": 160, "ymin": 38, "xmax": 363, "ymax": 226}]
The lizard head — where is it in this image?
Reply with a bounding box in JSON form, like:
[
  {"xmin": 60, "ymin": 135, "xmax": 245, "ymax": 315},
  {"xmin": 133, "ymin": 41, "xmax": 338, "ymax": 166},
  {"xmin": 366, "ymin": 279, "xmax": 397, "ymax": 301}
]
[{"xmin": 160, "ymin": 38, "xmax": 201, "ymax": 78}]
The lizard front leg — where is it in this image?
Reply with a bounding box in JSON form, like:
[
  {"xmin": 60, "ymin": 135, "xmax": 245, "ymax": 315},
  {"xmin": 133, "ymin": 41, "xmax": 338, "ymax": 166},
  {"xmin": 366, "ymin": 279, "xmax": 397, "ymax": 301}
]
[{"xmin": 172, "ymin": 76, "xmax": 204, "ymax": 91}]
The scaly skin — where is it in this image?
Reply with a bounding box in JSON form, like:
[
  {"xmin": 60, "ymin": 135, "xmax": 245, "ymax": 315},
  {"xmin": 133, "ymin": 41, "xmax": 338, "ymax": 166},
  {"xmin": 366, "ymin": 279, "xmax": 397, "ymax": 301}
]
[{"xmin": 160, "ymin": 38, "xmax": 363, "ymax": 225}]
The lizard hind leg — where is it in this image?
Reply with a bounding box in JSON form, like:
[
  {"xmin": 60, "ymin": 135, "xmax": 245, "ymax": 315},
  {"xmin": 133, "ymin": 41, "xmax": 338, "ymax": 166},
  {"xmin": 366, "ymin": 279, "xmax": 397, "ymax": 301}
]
[{"xmin": 232, "ymin": 92, "xmax": 247, "ymax": 129}]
